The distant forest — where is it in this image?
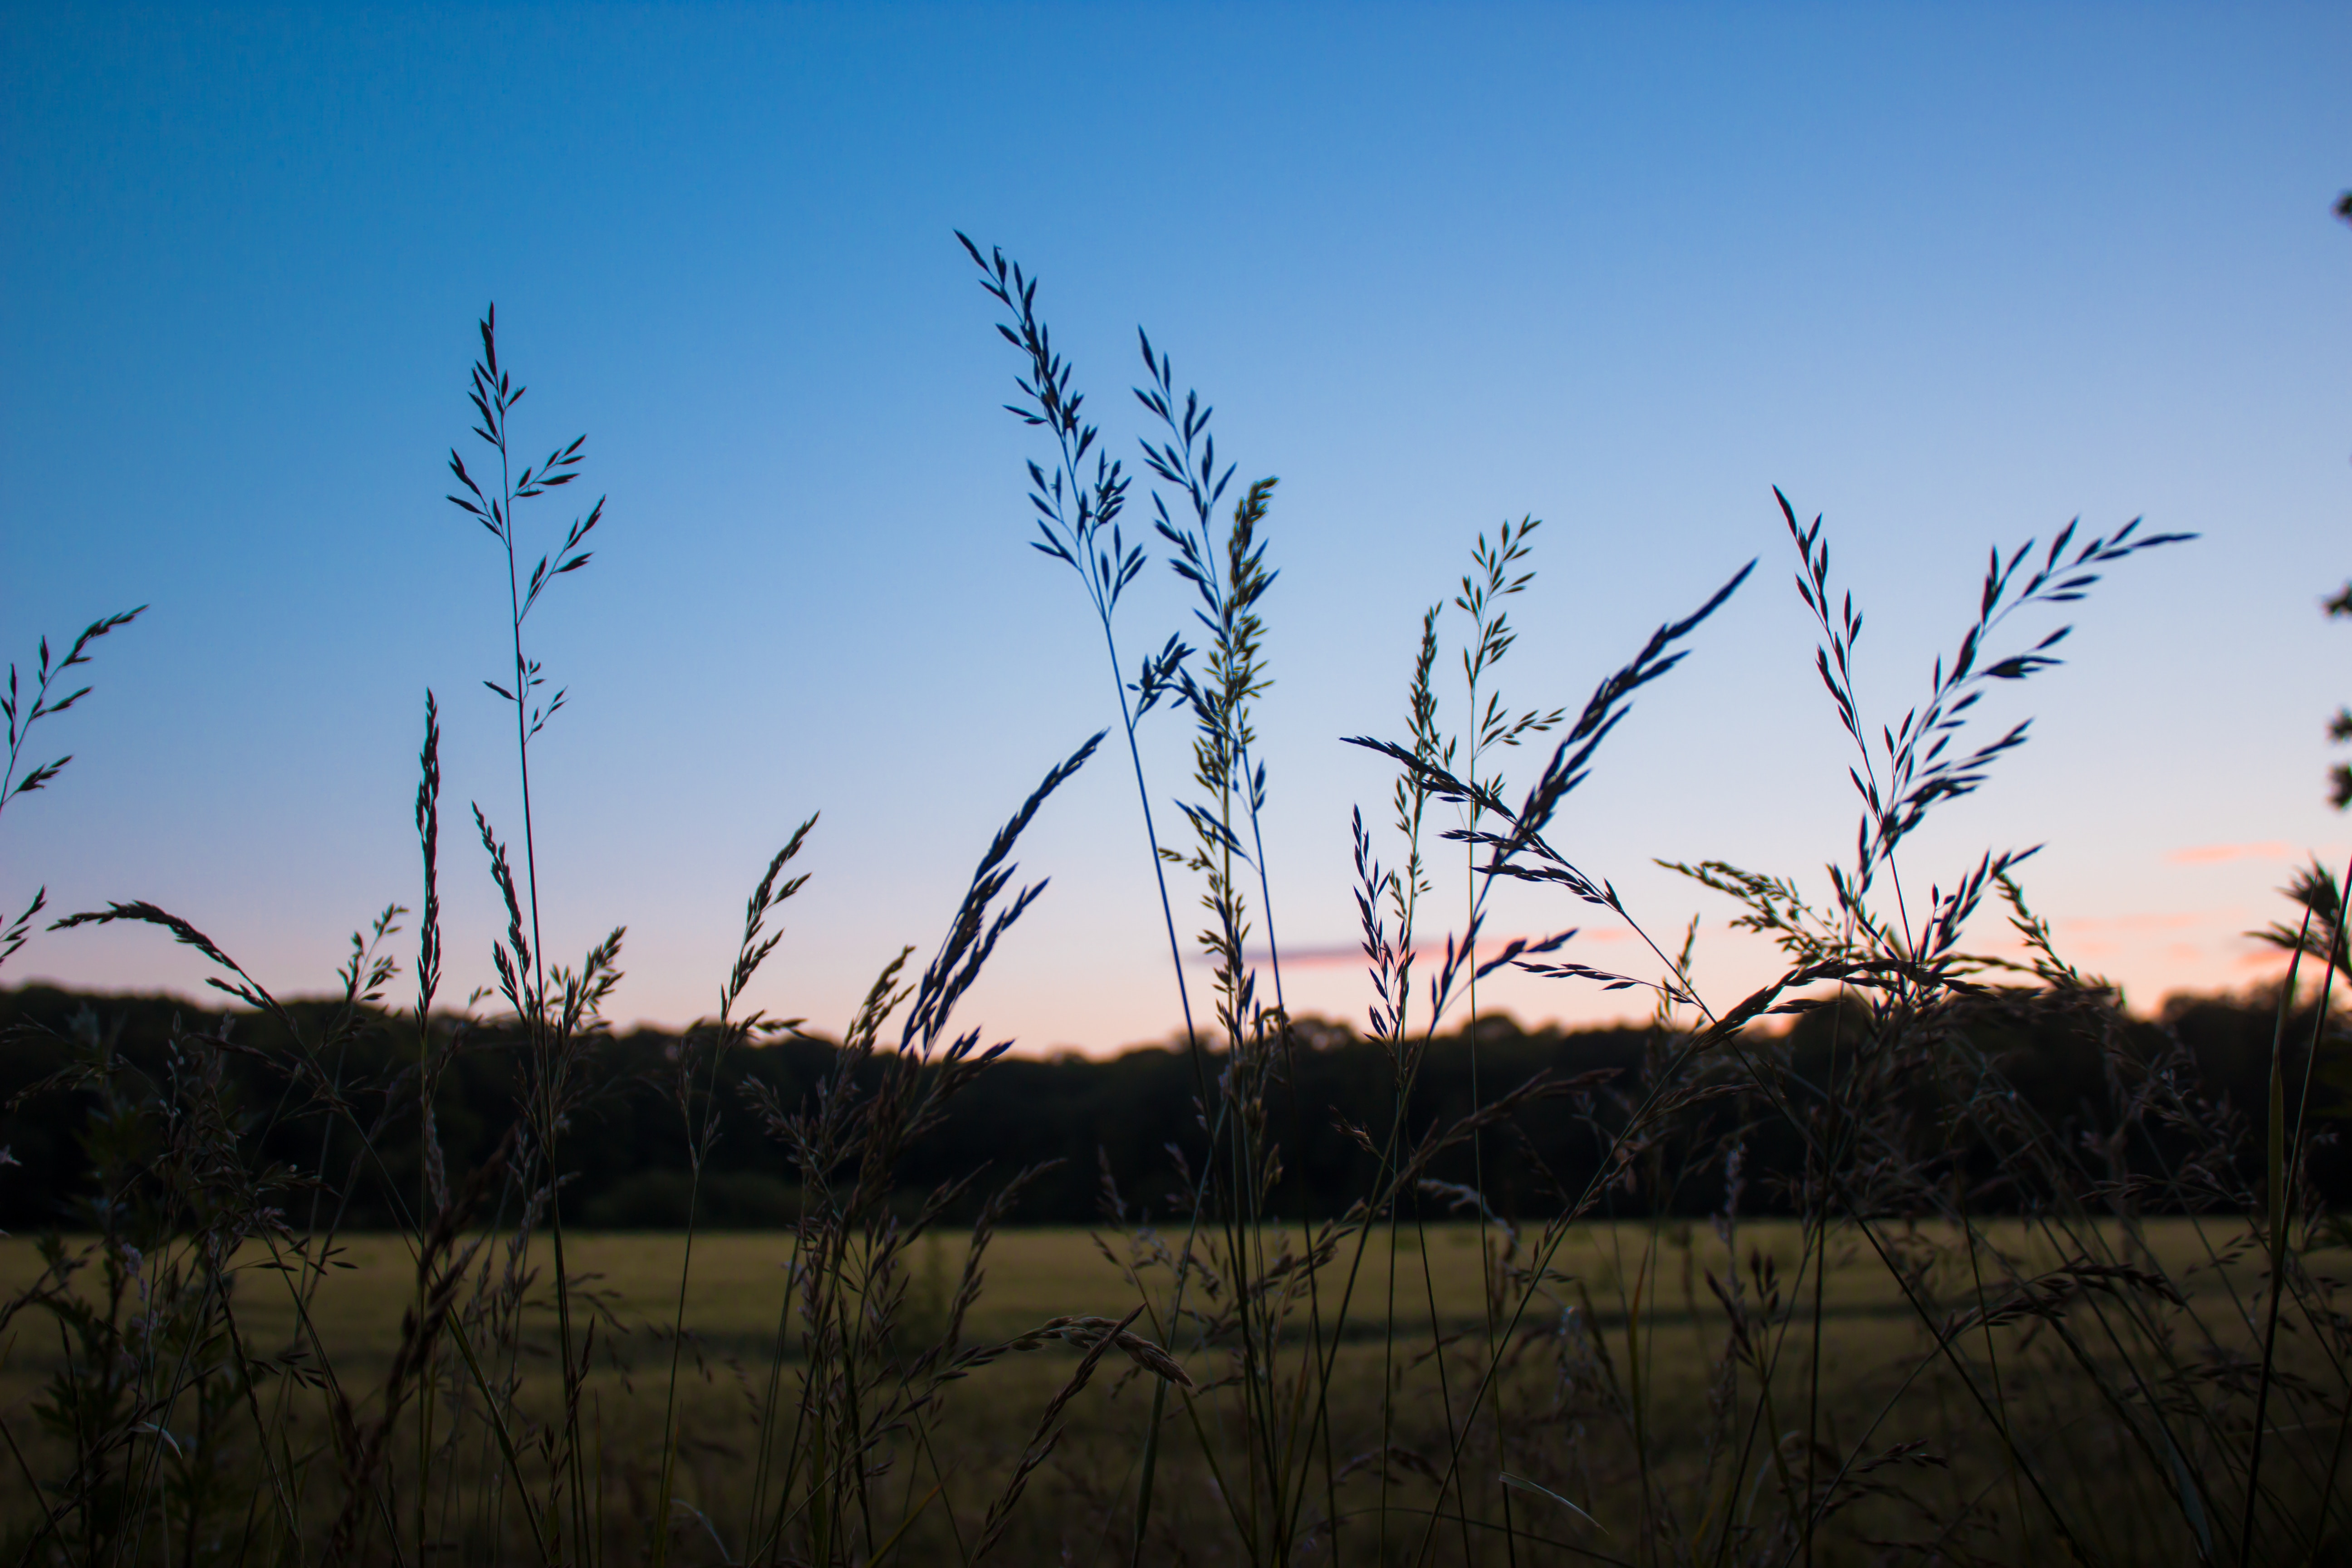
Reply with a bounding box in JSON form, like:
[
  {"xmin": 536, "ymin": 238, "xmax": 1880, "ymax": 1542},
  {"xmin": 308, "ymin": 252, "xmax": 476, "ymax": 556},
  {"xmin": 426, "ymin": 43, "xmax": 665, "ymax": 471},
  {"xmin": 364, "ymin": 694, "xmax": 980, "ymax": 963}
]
[{"xmin": 1, "ymin": 983, "xmax": 2342, "ymax": 1233}]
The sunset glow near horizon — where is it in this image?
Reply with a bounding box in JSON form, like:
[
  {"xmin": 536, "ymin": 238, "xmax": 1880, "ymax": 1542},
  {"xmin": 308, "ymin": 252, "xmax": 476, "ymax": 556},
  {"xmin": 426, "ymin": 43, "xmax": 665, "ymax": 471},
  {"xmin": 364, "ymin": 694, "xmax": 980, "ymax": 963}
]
[{"xmin": 5, "ymin": 5, "xmax": 2348, "ymax": 1054}]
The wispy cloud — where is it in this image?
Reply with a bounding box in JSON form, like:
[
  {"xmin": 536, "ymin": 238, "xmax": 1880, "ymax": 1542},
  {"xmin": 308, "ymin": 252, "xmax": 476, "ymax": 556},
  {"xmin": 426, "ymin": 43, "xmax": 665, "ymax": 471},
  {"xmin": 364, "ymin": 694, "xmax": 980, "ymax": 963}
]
[
  {"xmin": 1190, "ymin": 931, "xmax": 1625, "ymax": 969},
  {"xmin": 2167, "ymin": 841, "xmax": 2305, "ymax": 865},
  {"xmin": 2060, "ymin": 911, "xmax": 2211, "ymax": 933}
]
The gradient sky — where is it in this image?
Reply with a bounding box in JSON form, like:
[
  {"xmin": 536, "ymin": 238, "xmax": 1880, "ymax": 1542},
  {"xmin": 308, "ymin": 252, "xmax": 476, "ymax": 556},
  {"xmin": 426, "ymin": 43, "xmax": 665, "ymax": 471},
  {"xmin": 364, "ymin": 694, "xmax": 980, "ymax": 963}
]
[{"xmin": 5, "ymin": 3, "xmax": 2348, "ymax": 1054}]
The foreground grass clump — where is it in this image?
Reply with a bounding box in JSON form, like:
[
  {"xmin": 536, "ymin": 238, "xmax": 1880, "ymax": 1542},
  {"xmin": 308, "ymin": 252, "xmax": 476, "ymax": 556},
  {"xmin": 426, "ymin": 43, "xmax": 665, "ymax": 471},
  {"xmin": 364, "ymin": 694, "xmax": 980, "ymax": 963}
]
[{"xmin": 2, "ymin": 245, "xmax": 2346, "ymax": 1567}]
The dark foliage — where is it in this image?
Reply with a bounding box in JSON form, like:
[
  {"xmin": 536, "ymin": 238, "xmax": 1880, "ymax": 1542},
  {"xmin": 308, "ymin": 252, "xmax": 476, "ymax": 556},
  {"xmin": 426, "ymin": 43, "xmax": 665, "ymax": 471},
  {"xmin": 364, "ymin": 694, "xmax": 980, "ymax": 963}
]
[{"xmin": 8, "ymin": 985, "xmax": 2339, "ymax": 1234}]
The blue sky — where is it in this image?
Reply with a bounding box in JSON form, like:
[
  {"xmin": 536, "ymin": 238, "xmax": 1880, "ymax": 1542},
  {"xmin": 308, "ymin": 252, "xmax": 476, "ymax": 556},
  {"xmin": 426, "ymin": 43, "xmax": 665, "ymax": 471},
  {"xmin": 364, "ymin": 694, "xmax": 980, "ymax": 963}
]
[{"xmin": 5, "ymin": 2, "xmax": 2347, "ymax": 1052}]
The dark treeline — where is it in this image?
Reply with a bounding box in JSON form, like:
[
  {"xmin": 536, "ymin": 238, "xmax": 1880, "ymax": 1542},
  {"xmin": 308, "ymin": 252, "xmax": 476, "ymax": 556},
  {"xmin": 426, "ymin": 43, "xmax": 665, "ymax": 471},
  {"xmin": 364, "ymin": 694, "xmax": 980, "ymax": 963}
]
[{"xmin": 1, "ymin": 982, "xmax": 2342, "ymax": 1233}]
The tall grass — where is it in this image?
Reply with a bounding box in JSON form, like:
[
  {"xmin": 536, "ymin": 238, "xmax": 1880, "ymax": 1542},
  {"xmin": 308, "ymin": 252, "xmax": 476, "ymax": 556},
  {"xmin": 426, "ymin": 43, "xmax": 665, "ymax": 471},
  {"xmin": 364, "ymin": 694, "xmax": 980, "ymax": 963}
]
[
  {"xmin": 0, "ymin": 606, "xmax": 142, "ymax": 971},
  {"xmin": 2, "ymin": 248, "xmax": 2346, "ymax": 1568}
]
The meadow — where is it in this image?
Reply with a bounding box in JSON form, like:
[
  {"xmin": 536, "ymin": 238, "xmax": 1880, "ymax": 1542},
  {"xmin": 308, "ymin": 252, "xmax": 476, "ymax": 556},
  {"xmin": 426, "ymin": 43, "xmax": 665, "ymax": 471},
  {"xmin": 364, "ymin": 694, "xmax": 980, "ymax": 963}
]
[
  {"xmin": 1, "ymin": 1220, "xmax": 2342, "ymax": 1563},
  {"xmin": 13, "ymin": 1220, "xmax": 2252, "ymax": 1370},
  {"xmin": 0, "ymin": 240, "xmax": 2346, "ymax": 1566}
]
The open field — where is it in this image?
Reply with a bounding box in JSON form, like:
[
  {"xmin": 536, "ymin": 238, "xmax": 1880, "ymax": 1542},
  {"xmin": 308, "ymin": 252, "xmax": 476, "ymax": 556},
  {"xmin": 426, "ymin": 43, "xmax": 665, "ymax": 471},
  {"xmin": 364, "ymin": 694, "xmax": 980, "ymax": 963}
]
[
  {"xmin": 0, "ymin": 1217, "xmax": 2305, "ymax": 1365},
  {"xmin": 6, "ymin": 1218, "xmax": 2343, "ymax": 1564}
]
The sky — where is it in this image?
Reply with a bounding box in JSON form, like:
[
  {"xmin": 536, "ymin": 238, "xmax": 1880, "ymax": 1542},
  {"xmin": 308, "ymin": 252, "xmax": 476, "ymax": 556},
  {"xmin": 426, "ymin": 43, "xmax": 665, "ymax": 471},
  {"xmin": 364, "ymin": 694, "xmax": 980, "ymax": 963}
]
[{"xmin": 3, "ymin": 2, "xmax": 2348, "ymax": 1055}]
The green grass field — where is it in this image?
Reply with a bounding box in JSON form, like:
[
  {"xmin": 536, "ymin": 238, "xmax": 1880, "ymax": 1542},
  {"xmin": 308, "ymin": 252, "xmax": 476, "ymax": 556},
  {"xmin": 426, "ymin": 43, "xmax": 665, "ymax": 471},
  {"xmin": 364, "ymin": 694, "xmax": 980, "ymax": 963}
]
[
  {"xmin": 5, "ymin": 1217, "xmax": 2323, "ymax": 1563},
  {"xmin": 0, "ymin": 1217, "xmax": 2279, "ymax": 1371}
]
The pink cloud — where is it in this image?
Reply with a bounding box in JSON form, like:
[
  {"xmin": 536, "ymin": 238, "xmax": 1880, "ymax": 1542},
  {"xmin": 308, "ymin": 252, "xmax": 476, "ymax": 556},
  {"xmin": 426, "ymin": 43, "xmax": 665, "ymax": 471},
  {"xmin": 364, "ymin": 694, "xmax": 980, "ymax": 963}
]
[
  {"xmin": 2167, "ymin": 841, "xmax": 2303, "ymax": 865},
  {"xmin": 2060, "ymin": 911, "xmax": 2208, "ymax": 933},
  {"xmin": 1200, "ymin": 931, "xmax": 1628, "ymax": 969}
]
